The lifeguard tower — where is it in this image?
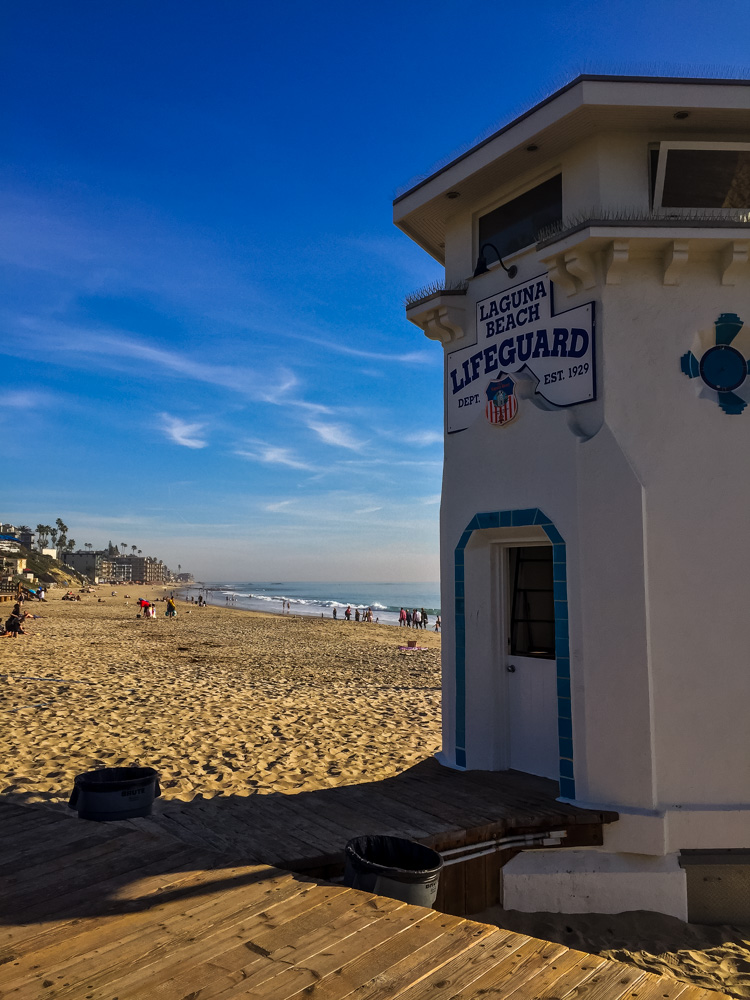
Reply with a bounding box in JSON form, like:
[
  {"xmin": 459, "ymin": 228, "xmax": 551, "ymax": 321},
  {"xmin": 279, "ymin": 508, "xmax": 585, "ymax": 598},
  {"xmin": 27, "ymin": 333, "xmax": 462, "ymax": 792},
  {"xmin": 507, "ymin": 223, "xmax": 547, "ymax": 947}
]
[{"xmin": 395, "ymin": 75, "xmax": 750, "ymax": 920}]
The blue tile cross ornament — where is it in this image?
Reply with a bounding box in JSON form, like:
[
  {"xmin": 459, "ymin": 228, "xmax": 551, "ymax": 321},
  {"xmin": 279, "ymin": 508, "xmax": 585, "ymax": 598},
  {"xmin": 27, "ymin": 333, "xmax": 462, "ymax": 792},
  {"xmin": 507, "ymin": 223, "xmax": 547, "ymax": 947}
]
[{"xmin": 681, "ymin": 313, "xmax": 750, "ymax": 415}]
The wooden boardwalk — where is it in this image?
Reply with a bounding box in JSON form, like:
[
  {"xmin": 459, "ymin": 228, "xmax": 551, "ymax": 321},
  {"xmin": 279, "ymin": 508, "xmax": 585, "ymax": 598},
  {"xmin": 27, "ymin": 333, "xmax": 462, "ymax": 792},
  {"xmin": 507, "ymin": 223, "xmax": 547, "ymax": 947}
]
[
  {"xmin": 134, "ymin": 758, "xmax": 618, "ymax": 913},
  {"xmin": 0, "ymin": 800, "xmax": 730, "ymax": 1000}
]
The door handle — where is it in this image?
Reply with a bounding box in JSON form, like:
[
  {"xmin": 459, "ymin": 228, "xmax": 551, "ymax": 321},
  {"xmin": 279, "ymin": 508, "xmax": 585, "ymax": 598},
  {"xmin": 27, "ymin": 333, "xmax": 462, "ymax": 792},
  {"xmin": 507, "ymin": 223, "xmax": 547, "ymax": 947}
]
[{"xmin": 507, "ymin": 664, "xmax": 516, "ymax": 672}]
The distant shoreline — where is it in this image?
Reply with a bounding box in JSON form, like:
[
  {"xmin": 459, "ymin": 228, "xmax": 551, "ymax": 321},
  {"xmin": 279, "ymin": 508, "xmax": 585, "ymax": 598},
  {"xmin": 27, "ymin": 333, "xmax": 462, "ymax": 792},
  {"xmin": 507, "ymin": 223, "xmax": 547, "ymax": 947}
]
[{"xmin": 174, "ymin": 586, "xmax": 440, "ymax": 632}]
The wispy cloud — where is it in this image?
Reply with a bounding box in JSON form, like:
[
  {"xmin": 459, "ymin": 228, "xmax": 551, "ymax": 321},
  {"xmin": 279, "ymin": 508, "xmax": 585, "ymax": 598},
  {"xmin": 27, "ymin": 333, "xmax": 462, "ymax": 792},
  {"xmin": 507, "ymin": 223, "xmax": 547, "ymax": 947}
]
[
  {"xmin": 160, "ymin": 413, "xmax": 208, "ymax": 449},
  {"xmin": 292, "ymin": 336, "xmax": 430, "ymax": 365},
  {"xmin": 265, "ymin": 499, "xmax": 295, "ymax": 512},
  {"xmin": 12, "ymin": 316, "xmax": 303, "ymax": 405},
  {"xmin": 405, "ymin": 430, "xmax": 443, "ymax": 446},
  {"xmin": 235, "ymin": 443, "xmax": 316, "ymax": 471},
  {"xmin": 307, "ymin": 420, "xmax": 367, "ymax": 451},
  {"xmin": 0, "ymin": 389, "xmax": 51, "ymax": 409}
]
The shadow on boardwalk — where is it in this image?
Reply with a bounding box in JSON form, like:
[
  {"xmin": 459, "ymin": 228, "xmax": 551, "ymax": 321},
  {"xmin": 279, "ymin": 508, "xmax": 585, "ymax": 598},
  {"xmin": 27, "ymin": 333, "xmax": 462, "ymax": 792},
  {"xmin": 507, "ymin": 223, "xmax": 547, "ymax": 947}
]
[{"xmin": 0, "ymin": 758, "xmax": 614, "ymax": 925}]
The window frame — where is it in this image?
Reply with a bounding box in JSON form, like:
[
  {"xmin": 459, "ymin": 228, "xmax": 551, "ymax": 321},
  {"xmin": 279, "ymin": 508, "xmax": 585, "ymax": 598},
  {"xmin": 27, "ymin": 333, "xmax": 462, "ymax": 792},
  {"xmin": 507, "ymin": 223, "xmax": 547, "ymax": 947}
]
[
  {"xmin": 474, "ymin": 170, "xmax": 563, "ymax": 268},
  {"xmin": 651, "ymin": 140, "xmax": 750, "ymax": 212}
]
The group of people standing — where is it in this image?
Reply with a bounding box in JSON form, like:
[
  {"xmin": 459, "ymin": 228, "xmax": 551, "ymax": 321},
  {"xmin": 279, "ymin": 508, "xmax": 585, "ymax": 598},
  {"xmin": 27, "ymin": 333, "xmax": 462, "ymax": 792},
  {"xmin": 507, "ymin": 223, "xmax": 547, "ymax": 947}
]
[
  {"xmin": 399, "ymin": 607, "xmax": 438, "ymax": 630},
  {"xmin": 336, "ymin": 605, "xmax": 376, "ymax": 623}
]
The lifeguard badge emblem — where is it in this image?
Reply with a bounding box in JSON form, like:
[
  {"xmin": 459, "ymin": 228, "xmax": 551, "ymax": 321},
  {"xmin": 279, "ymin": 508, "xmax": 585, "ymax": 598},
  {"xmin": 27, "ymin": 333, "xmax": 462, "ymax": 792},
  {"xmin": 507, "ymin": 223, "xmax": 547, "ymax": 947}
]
[{"xmin": 485, "ymin": 375, "xmax": 518, "ymax": 426}]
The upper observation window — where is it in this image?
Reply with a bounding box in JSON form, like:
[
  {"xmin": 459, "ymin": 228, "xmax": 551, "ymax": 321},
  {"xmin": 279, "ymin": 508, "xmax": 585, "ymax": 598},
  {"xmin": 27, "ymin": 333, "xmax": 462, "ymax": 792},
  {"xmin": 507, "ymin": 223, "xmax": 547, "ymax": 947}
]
[
  {"xmin": 478, "ymin": 175, "xmax": 562, "ymax": 264},
  {"xmin": 651, "ymin": 142, "xmax": 750, "ymax": 211}
]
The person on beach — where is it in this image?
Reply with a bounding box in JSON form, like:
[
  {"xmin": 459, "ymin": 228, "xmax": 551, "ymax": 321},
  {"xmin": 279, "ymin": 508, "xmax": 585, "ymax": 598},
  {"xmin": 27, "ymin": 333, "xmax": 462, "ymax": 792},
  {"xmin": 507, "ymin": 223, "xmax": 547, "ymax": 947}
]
[
  {"xmin": 413, "ymin": 608, "xmax": 421, "ymax": 629},
  {"xmin": 399, "ymin": 608, "xmax": 406, "ymax": 626},
  {"xmin": 344, "ymin": 605, "xmax": 351, "ymax": 621},
  {"xmin": 332, "ymin": 606, "xmax": 337, "ymax": 619},
  {"xmin": 166, "ymin": 597, "xmax": 177, "ymax": 618},
  {"xmin": 434, "ymin": 614, "xmax": 441, "ymax": 632},
  {"xmin": 405, "ymin": 608, "xmax": 412, "ymax": 628},
  {"xmin": 421, "ymin": 609, "xmax": 428, "ymax": 629},
  {"xmin": 4, "ymin": 603, "xmax": 31, "ymax": 637},
  {"xmin": 354, "ymin": 607, "xmax": 360, "ymax": 622}
]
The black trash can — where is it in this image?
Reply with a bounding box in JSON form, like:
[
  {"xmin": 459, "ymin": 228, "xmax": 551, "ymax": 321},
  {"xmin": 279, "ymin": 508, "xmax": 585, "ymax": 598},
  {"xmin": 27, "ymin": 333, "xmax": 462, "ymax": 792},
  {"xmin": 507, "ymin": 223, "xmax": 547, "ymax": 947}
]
[
  {"xmin": 68, "ymin": 766, "xmax": 161, "ymax": 821},
  {"xmin": 343, "ymin": 835, "xmax": 443, "ymax": 908}
]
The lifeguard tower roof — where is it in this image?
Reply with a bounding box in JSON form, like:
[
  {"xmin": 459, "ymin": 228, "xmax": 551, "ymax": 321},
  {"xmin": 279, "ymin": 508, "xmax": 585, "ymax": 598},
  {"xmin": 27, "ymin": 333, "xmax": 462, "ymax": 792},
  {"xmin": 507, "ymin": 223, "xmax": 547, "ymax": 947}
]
[{"xmin": 394, "ymin": 75, "xmax": 750, "ymax": 263}]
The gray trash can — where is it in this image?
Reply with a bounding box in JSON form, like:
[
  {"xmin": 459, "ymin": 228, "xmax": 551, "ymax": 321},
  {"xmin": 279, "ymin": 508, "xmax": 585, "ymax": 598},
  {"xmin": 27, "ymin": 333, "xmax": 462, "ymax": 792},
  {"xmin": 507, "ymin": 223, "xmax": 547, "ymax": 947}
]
[
  {"xmin": 68, "ymin": 766, "xmax": 161, "ymax": 821},
  {"xmin": 343, "ymin": 835, "xmax": 443, "ymax": 907}
]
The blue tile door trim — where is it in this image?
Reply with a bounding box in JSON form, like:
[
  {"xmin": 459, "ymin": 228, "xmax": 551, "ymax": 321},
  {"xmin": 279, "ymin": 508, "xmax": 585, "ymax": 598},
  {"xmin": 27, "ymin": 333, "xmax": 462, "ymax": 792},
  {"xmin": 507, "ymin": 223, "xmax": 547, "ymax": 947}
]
[{"xmin": 453, "ymin": 508, "xmax": 575, "ymax": 799}]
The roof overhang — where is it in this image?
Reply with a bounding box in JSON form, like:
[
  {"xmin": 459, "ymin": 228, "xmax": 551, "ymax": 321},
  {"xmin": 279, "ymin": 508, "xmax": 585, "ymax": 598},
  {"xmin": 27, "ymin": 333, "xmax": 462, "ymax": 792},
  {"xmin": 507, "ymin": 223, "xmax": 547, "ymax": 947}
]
[{"xmin": 393, "ymin": 75, "xmax": 750, "ymax": 265}]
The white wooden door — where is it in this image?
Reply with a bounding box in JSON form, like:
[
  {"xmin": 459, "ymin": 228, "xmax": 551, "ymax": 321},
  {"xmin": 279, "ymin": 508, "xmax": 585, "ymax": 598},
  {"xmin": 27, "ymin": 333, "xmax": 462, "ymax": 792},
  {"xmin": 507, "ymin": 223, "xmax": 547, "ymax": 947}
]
[
  {"xmin": 507, "ymin": 654, "xmax": 558, "ymax": 779},
  {"xmin": 504, "ymin": 544, "xmax": 558, "ymax": 780}
]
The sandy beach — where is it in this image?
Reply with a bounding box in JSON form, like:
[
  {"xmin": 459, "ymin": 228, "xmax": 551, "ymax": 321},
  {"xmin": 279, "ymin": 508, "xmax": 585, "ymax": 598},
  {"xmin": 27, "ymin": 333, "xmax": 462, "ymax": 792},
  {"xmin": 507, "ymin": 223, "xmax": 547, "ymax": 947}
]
[
  {"xmin": 1, "ymin": 586, "xmax": 442, "ymax": 804},
  {"xmin": 2, "ymin": 585, "xmax": 749, "ymax": 997}
]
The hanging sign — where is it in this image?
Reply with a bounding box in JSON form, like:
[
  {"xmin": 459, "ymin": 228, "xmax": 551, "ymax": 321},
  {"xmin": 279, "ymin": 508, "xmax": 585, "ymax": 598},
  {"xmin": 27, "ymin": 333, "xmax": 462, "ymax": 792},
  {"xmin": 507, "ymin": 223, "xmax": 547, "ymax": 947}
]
[{"xmin": 447, "ymin": 274, "xmax": 595, "ymax": 432}]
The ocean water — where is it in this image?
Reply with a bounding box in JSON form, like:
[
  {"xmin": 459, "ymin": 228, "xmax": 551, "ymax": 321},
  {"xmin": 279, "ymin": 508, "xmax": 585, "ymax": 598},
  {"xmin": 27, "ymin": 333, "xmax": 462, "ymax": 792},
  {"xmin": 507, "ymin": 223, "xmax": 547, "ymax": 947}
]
[{"xmin": 182, "ymin": 581, "xmax": 441, "ymax": 627}]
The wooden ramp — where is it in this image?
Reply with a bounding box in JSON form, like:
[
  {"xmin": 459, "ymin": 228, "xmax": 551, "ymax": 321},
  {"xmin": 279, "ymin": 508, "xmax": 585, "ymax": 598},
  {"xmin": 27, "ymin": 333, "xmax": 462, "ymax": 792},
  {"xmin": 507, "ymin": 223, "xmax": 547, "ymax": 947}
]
[{"xmin": 0, "ymin": 800, "xmax": 729, "ymax": 1000}]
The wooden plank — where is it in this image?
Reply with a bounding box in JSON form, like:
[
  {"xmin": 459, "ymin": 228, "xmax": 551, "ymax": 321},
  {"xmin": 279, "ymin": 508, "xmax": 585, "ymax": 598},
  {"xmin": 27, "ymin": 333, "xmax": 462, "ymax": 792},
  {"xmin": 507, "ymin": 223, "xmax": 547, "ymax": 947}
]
[
  {"xmin": 395, "ymin": 775, "xmax": 514, "ymax": 828},
  {"xmin": 434, "ymin": 851, "xmax": 466, "ymax": 917},
  {"xmin": 503, "ymin": 949, "xmax": 608, "ymax": 1000},
  {"xmin": 344, "ymin": 917, "xmax": 499, "ymax": 1000},
  {"xmin": 326, "ymin": 785, "xmax": 440, "ymax": 840},
  {"xmin": 101, "ymin": 884, "xmax": 360, "ymax": 1000},
  {"xmin": 232, "ymin": 796, "xmax": 368, "ymax": 865},
  {"xmin": 368, "ymin": 776, "xmax": 489, "ymax": 835},
  {"xmin": 126, "ymin": 894, "xmax": 410, "ymax": 1000},
  {"xmin": 555, "ymin": 960, "xmax": 647, "ymax": 1000},
  {"xmin": 0, "ymin": 846, "xmax": 210, "ymax": 952},
  {"xmin": 392, "ymin": 928, "xmax": 528, "ymax": 1000},
  {"xmin": 5, "ymin": 841, "xmax": 234, "ymax": 927},
  {"xmin": 5, "ymin": 873, "xmax": 329, "ymax": 1000},
  {"xmin": 463, "ymin": 854, "xmax": 489, "ymax": 916},
  {"xmin": 667, "ymin": 989, "xmax": 733, "ymax": 1000},
  {"xmin": 248, "ymin": 795, "xmax": 359, "ymax": 862},
  {"xmin": 0, "ymin": 819, "xmax": 139, "ymax": 877},
  {"xmin": 0, "ymin": 810, "xmax": 77, "ymax": 845},
  {"xmin": 441, "ymin": 934, "xmax": 568, "ymax": 998},
  {"xmin": 258, "ymin": 791, "xmax": 373, "ymax": 845},
  {"xmin": 1, "ymin": 864, "xmax": 290, "ymax": 990},
  {"xmin": 116, "ymin": 896, "xmax": 436, "ymax": 1000},
  {"xmin": 270, "ymin": 794, "xmax": 393, "ymax": 857},
  {"xmin": 388, "ymin": 779, "xmax": 503, "ymax": 830},
  {"xmin": 251, "ymin": 909, "xmax": 452, "ymax": 1000},
  {"xmin": 355, "ymin": 776, "xmax": 481, "ymax": 833},
  {"xmin": 0, "ymin": 831, "xmax": 182, "ymax": 911},
  {"xmin": 295, "ymin": 783, "xmax": 456, "ymax": 839},
  {"xmin": 627, "ymin": 975, "xmax": 693, "ymax": 1000}
]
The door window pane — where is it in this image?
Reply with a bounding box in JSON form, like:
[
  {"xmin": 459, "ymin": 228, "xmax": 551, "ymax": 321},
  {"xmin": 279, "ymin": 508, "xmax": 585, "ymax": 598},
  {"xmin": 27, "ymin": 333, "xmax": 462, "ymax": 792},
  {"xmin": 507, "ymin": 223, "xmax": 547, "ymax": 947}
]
[{"xmin": 509, "ymin": 546, "xmax": 555, "ymax": 658}]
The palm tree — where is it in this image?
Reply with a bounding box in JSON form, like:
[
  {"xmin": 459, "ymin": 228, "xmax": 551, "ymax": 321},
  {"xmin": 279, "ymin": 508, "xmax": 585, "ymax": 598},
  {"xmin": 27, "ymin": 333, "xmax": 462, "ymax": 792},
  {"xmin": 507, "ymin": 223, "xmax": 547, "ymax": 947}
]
[
  {"xmin": 66, "ymin": 539, "xmax": 75, "ymax": 552},
  {"xmin": 131, "ymin": 545, "xmax": 137, "ymax": 555},
  {"xmin": 50, "ymin": 528, "xmax": 58, "ymax": 547},
  {"xmin": 121, "ymin": 542, "xmax": 127, "ymax": 555},
  {"xmin": 84, "ymin": 542, "xmax": 93, "ymax": 552},
  {"xmin": 36, "ymin": 524, "xmax": 49, "ymax": 547},
  {"xmin": 55, "ymin": 518, "xmax": 68, "ymax": 551},
  {"xmin": 137, "ymin": 549, "xmax": 142, "ymax": 556}
]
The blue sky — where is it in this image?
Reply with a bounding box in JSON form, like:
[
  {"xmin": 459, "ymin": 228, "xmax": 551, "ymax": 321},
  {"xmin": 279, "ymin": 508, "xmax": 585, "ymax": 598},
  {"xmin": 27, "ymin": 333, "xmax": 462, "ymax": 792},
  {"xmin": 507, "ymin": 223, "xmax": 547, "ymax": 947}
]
[{"xmin": 1, "ymin": 1, "xmax": 748, "ymax": 581}]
